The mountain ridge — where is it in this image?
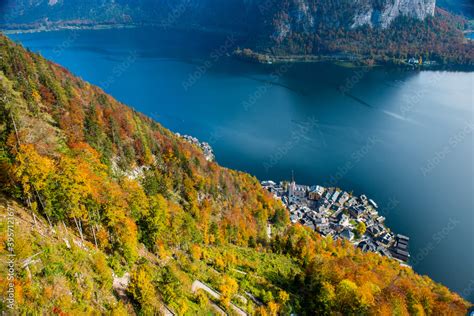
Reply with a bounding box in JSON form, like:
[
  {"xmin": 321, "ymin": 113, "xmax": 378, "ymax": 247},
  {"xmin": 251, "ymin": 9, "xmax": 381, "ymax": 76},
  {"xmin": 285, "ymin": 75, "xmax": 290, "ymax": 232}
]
[
  {"xmin": 1, "ymin": 0, "xmax": 472, "ymax": 66},
  {"xmin": 0, "ymin": 0, "xmax": 438, "ymax": 28}
]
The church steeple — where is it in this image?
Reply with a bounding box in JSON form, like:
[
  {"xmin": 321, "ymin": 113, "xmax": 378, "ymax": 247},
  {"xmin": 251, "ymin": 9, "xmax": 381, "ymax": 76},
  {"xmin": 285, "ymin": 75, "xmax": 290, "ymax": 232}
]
[{"xmin": 289, "ymin": 170, "xmax": 296, "ymax": 197}]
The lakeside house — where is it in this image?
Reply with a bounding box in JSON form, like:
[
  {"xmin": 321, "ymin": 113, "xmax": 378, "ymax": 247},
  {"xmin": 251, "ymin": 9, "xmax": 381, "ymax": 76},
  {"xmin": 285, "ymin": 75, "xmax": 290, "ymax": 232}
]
[
  {"xmin": 331, "ymin": 190, "xmax": 341, "ymax": 204},
  {"xmin": 340, "ymin": 228, "xmax": 355, "ymax": 241},
  {"xmin": 390, "ymin": 234, "xmax": 410, "ymax": 262},
  {"xmin": 408, "ymin": 57, "xmax": 419, "ymax": 64},
  {"xmin": 349, "ymin": 205, "xmax": 366, "ymax": 218},
  {"xmin": 407, "ymin": 57, "xmax": 437, "ymax": 67},
  {"xmin": 308, "ymin": 185, "xmax": 326, "ymax": 200},
  {"xmin": 338, "ymin": 192, "xmax": 351, "ymax": 206},
  {"xmin": 358, "ymin": 240, "xmax": 377, "ymax": 253}
]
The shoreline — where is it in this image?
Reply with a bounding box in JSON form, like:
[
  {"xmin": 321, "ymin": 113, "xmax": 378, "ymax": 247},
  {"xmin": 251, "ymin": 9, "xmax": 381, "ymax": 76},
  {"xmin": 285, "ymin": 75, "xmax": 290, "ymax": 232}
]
[
  {"xmin": 1, "ymin": 23, "xmax": 137, "ymax": 35},
  {"xmin": 233, "ymin": 48, "xmax": 474, "ymax": 71},
  {"xmin": 2, "ymin": 22, "xmax": 472, "ymax": 71},
  {"xmin": 0, "ymin": 21, "xmax": 242, "ymax": 37}
]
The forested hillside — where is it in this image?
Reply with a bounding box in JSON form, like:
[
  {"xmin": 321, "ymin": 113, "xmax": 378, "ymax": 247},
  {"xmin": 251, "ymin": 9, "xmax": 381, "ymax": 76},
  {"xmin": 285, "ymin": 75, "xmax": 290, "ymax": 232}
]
[
  {"xmin": 257, "ymin": 7, "xmax": 473, "ymax": 66},
  {"xmin": 0, "ymin": 34, "xmax": 471, "ymax": 315},
  {"xmin": 437, "ymin": 0, "xmax": 474, "ymax": 17}
]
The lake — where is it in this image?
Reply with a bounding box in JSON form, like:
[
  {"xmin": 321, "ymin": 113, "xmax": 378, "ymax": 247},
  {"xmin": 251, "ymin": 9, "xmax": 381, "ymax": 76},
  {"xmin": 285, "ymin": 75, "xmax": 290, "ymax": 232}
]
[{"xmin": 8, "ymin": 27, "xmax": 474, "ymax": 302}]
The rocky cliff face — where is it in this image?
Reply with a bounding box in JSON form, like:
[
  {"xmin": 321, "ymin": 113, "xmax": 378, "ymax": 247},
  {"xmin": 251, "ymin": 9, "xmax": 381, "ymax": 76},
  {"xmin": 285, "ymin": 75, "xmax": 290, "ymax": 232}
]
[
  {"xmin": 352, "ymin": 0, "xmax": 436, "ymax": 28},
  {"xmin": 0, "ymin": 0, "xmax": 436, "ymax": 30},
  {"xmin": 258, "ymin": 0, "xmax": 438, "ymax": 47}
]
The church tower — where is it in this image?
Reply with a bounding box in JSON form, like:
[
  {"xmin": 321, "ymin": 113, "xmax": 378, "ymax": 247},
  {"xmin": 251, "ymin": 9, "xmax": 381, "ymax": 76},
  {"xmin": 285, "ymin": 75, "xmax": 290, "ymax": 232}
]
[{"xmin": 289, "ymin": 170, "xmax": 296, "ymax": 197}]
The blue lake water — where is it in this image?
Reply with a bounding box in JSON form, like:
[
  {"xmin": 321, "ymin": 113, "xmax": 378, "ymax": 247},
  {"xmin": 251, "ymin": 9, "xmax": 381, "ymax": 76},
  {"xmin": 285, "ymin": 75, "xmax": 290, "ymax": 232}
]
[{"xmin": 8, "ymin": 27, "xmax": 474, "ymax": 302}]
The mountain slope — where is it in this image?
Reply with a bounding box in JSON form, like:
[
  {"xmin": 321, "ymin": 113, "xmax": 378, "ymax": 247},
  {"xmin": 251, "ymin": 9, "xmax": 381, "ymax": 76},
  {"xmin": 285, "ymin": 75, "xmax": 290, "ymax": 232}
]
[
  {"xmin": 0, "ymin": 0, "xmax": 259, "ymax": 31},
  {"xmin": 0, "ymin": 33, "xmax": 471, "ymax": 314},
  {"xmin": 255, "ymin": 6, "xmax": 472, "ymax": 65},
  {"xmin": 0, "ymin": 0, "xmax": 437, "ymax": 28}
]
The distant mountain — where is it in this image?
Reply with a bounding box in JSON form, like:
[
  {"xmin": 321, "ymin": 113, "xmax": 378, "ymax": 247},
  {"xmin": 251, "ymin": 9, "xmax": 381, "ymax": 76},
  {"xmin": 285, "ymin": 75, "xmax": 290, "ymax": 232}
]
[
  {"xmin": 0, "ymin": 0, "xmax": 259, "ymax": 30},
  {"xmin": 0, "ymin": 0, "xmax": 472, "ymax": 63},
  {"xmin": 0, "ymin": 0, "xmax": 441, "ymax": 30}
]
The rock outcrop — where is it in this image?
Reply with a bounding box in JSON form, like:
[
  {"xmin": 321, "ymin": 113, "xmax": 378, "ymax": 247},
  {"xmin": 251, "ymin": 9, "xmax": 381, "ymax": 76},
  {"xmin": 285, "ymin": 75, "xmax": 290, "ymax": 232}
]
[{"xmin": 352, "ymin": 0, "xmax": 436, "ymax": 28}]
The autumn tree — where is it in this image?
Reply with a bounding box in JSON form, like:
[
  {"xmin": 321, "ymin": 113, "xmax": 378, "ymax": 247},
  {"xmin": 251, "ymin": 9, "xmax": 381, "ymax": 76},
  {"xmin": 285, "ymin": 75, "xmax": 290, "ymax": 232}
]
[
  {"xmin": 355, "ymin": 221, "xmax": 367, "ymax": 238},
  {"xmin": 219, "ymin": 276, "xmax": 238, "ymax": 307},
  {"xmin": 128, "ymin": 264, "xmax": 159, "ymax": 314},
  {"xmin": 13, "ymin": 144, "xmax": 54, "ymax": 218}
]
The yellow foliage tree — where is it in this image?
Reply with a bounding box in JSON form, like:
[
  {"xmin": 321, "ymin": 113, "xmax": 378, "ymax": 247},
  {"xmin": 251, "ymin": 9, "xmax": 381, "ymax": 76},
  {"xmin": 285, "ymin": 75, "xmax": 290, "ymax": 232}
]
[
  {"xmin": 219, "ymin": 276, "xmax": 238, "ymax": 307},
  {"xmin": 14, "ymin": 144, "xmax": 54, "ymax": 209},
  {"xmin": 128, "ymin": 264, "xmax": 158, "ymax": 314}
]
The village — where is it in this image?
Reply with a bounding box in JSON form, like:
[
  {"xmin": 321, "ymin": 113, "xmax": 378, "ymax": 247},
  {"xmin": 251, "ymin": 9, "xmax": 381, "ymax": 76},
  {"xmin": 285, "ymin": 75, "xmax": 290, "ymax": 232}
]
[{"xmin": 261, "ymin": 179, "xmax": 411, "ymax": 264}]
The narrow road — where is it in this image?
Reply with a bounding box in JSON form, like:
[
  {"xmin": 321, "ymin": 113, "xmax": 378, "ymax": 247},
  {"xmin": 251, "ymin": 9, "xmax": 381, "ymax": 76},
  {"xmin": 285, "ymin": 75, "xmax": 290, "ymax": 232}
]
[
  {"xmin": 191, "ymin": 280, "xmax": 247, "ymax": 316},
  {"xmin": 192, "ymin": 280, "xmax": 220, "ymax": 300}
]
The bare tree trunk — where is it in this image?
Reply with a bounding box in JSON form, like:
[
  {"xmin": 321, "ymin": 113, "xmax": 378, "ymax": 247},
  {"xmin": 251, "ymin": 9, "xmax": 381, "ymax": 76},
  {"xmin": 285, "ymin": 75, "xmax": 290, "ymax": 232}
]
[
  {"xmin": 91, "ymin": 225, "xmax": 98, "ymax": 249},
  {"xmin": 79, "ymin": 219, "xmax": 84, "ymax": 239},
  {"xmin": 94, "ymin": 209, "xmax": 101, "ymax": 233},
  {"xmin": 25, "ymin": 266, "xmax": 32, "ymax": 281},
  {"xmin": 33, "ymin": 187, "xmax": 53, "ymax": 230},
  {"xmin": 62, "ymin": 220, "xmax": 68, "ymax": 234},
  {"xmin": 9, "ymin": 111, "xmax": 20, "ymax": 147},
  {"xmin": 26, "ymin": 197, "xmax": 38, "ymax": 228},
  {"xmin": 21, "ymin": 251, "xmax": 43, "ymax": 268},
  {"xmin": 79, "ymin": 218, "xmax": 85, "ymax": 243},
  {"xmin": 73, "ymin": 216, "xmax": 84, "ymax": 244},
  {"xmin": 61, "ymin": 220, "xmax": 71, "ymax": 248},
  {"xmin": 32, "ymin": 212, "xmax": 38, "ymax": 228}
]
